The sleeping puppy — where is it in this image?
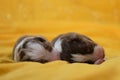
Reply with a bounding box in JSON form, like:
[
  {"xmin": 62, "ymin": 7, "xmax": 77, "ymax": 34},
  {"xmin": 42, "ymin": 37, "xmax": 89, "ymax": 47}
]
[
  {"xmin": 13, "ymin": 35, "xmax": 60, "ymax": 63},
  {"xmin": 51, "ymin": 32, "xmax": 105, "ymax": 64}
]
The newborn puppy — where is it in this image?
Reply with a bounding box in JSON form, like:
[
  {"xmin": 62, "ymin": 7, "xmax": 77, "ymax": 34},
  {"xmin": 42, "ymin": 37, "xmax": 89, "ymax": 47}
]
[
  {"xmin": 51, "ymin": 32, "xmax": 105, "ymax": 64},
  {"xmin": 13, "ymin": 35, "xmax": 59, "ymax": 63}
]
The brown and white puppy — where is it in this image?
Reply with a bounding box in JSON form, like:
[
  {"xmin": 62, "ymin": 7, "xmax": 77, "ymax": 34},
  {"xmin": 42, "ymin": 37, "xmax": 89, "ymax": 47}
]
[
  {"xmin": 51, "ymin": 32, "xmax": 105, "ymax": 64},
  {"xmin": 13, "ymin": 35, "xmax": 60, "ymax": 63}
]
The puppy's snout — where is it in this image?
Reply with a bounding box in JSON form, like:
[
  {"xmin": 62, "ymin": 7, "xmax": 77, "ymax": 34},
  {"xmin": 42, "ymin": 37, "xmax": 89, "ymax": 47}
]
[{"xmin": 93, "ymin": 45, "xmax": 105, "ymax": 64}]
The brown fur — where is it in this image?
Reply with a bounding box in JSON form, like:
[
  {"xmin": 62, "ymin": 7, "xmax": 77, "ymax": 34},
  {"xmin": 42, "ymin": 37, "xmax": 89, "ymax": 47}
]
[{"xmin": 52, "ymin": 32, "xmax": 97, "ymax": 63}]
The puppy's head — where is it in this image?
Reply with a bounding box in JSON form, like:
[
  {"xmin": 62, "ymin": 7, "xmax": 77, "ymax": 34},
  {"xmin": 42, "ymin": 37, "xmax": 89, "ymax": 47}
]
[{"xmin": 13, "ymin": 35, "xmax": 52, "ymax": 63}]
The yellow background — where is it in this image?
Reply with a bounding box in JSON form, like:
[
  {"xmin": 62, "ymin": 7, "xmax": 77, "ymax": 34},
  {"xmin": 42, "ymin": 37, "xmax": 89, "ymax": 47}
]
[{"xmin": 0, "ymin": 0, "xmax": 120, "ymax": 80}]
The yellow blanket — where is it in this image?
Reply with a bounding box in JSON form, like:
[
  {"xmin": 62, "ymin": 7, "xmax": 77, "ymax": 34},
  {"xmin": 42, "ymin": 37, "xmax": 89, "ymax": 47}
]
[{"xmin": 0, "ymin": 0, "xmax": 120, "ymax": 80}]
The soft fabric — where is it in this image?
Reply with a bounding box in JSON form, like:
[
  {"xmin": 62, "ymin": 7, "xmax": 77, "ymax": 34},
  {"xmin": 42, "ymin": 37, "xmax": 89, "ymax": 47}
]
[{"xmin": 0, "ymin": 0, "xmax": 120, "ymax": 80}]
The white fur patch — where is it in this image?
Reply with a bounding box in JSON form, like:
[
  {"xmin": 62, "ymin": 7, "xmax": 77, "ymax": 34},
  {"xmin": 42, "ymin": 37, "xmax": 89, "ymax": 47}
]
[
  {"xmin": 54, "ymin": 38, "xmax": 62, "ymax": 53},
  {"xmin": 71, "ymin": 54, "xmax": 94, "ymax": 62},
  {"xmin": 25, "ymin": 41, "xmax": 47, "ymax": 60}
]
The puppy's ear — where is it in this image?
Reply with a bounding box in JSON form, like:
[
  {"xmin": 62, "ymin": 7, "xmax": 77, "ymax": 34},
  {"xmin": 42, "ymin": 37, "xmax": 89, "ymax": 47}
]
[{"xmin": 43, "ymin": 42, "xmax": 52, "ymax": 52}]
